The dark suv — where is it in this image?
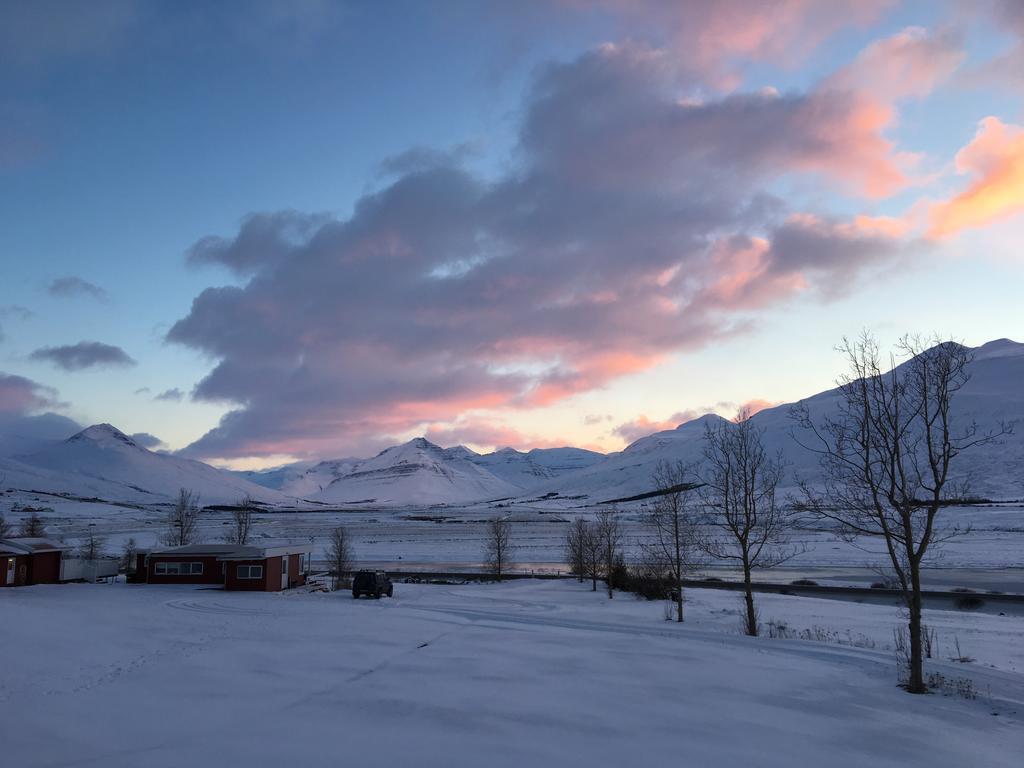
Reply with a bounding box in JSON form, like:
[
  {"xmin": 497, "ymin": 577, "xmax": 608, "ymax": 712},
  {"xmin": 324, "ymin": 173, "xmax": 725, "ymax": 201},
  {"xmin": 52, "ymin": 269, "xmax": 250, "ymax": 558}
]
[{"xmin": 352, "ymin": 570, "xmax": 394, "ymax": 599}]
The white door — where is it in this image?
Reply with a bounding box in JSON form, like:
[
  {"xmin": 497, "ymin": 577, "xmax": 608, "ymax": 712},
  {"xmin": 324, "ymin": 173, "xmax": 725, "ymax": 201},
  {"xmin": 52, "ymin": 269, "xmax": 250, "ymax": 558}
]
[
  {"xmin": 281, "ymin": 555, "xmax": 288, "ymax": 590},
  {"xmin": 5, "ymin": 557, "xmax": 14, "ymax": 585}
]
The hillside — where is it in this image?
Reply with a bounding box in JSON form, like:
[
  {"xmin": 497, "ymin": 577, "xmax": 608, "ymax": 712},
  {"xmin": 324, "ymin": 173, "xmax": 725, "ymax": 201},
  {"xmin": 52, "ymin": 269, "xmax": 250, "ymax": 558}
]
[
  {"xmin": 305, "ymin": 438, "xmax": 519, "ymax": 505},
  {"xmin": 0, "ymin": 424, "xmax": 288, "ymax": 505},
  {"xmin": 542, "ymin": 339, "xmax": 1024, "ymax": 503}
]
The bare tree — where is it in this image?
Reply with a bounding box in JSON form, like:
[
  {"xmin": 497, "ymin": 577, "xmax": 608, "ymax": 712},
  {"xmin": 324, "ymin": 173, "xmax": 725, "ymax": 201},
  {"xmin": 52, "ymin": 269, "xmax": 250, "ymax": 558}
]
[
  {"xmin": 594, "ymin": 508, "xmax": 622, "ymax": 598},
  {"xmin": 792, "ymin": 333, "xmax": 1006, "ymax": 693},
  {"xmin": 226, "ymin": 495, "xmax": 256, "ymax": 545},
  {"xmin": 0, "ymin": 512, "xmax": 10, "ymax": 538},
  {"xmin": 120, "ymin": 537, "xmax": 138, "ymax": 574},
  {"xmin": 580, "ymin": 519, "xmax": 602, "ymax": 591},
  {"xmin": 78, "ymin": 529, "xmax": 106, "ymax": 560},
  {"xmin": 327, "ymin": 525, "xmax": 353, "ymax": 590},
  {"xmin": 163, "ymin": 488, "xmax": 200, "ymax": 547},
  {"xmin": 563, "ymin": 517, "xmax": 589, "ymax": 582},
  {"xmin": 20, "ymin": 511, "xmax": 46, "ymax": 537},
  {"xmin": 484, "ymin": 515, "xmax": 514, "ymax": 581},
  {"xmin": 645, "ymin": 461, "xmax": 704, "ymax": 621},
  {"xmin": 701, "ymin": 410, "xmax": 801, "ymax": 637}
]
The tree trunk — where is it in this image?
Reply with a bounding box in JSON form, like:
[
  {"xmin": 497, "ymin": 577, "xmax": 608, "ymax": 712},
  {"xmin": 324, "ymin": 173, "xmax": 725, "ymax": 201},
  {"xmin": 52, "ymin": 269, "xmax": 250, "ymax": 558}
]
[
  {"xmin": 591, "ymin": 572, "xmax": 597, "ymax": 591},
  {"xmin": 907, "ymin": 563, "xmax": 926, "ymax": 693},
  {"xmin": 675, "ymin": 574, "xmax": 684, "ymax": 623},
  {"xmin": 742, "ymin": 563, "xmax": 757, "ymax": 637}
]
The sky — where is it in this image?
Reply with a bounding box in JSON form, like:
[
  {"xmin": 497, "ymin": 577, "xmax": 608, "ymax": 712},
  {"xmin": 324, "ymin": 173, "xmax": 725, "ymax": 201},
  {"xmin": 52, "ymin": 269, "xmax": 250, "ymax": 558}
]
[{"xmin": 1, "ymin": 0, "xmax": 1022, "ymax": 469}]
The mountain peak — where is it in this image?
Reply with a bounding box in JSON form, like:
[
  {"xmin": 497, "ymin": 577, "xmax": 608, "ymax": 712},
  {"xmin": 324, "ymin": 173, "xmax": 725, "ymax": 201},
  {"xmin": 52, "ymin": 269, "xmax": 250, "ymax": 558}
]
[
  {"xmin": 68, "ymin": 423, "xmax": 141, "ymax": 448},
  {"xmin": 974, "ymin": 338, "xmax": 1023, "ymax": 361}
]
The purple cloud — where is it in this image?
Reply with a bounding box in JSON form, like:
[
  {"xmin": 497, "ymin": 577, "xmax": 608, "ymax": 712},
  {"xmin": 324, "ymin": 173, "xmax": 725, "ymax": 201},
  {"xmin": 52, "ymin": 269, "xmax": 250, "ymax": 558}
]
[
  {"xmin": 169, "ymin": 42, "xmax": 912, "ymax": 460},
  {"xmin": 47, "ymin": 276, "xmax": 108, "ymax": 301},
  {"xmin": 0, "ymin": 372, "xmax": 63, "ymax": 415},
  {"xmin": 154, "ymin": 388, "xmax": 184, "ymax": 402},
  {"xmin": 130, "ymin": 432, "xmax": 165, "ymax": 449},
  {"xmin": 29, "ymin": 341, "xmax": 135, "ymax": 371}
]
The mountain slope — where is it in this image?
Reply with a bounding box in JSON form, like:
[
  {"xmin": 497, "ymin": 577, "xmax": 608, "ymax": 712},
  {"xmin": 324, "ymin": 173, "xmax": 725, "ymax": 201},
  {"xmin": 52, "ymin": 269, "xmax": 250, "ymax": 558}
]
[
  {"xmin": 3, "ymin": 424, "xmax": 288, "ymax": 505},
  {"xmin": 544, "ymin": 339, "xmax": 1024, "ymax": 503},
  {"xmin": 473, "ymin": 446, "xmax": 605, "ymax": 489},
  {"xmin": 308, "ymin": 437, "xmax": 518, "ymax": 505}
]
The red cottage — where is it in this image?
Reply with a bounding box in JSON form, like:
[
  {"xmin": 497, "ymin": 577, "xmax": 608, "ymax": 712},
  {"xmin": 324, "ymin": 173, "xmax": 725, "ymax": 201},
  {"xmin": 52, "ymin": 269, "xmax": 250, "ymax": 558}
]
[
  {"xmin": 141, "ymin": 544, "xmax": 309, "ymax": 592},
  {"xmin": 0, "ymin": 538, "xmax": 71, "ymax": 587}
]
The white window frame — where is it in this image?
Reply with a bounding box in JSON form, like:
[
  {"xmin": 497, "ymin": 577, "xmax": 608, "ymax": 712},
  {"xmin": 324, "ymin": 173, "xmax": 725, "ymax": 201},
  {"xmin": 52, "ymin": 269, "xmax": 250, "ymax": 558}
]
[
  {"xmin": 154, "ymin": 561, "xmax": 204, "ymax": 576},
  {"xmin": 237, "ymin": 564, "xmax": 264, "ymax": 580}
]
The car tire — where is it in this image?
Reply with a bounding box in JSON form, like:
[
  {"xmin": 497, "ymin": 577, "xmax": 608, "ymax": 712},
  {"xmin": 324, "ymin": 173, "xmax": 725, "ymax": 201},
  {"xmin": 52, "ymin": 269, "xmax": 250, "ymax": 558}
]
[
  {"xmin": 352, "ymin": 591, "xmax": 359, "ymax": 599},
  {"xmin": 387, "ymin": 588, "xmax": 393, "ymax": 597}
]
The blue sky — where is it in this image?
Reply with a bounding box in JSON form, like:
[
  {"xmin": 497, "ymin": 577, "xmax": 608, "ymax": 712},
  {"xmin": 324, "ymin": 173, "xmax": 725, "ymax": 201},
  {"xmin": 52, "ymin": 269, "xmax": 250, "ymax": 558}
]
[{"xmin": 1, "ymin": 1, "xmax": 1022, "ymax": 467}]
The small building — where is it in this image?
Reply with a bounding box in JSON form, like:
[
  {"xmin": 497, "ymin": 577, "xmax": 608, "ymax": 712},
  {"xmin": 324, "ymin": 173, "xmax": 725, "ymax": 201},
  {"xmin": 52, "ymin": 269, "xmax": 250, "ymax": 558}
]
[
  {"xmin": 140, "ymin": 544, "xmax": 309, "ymax": 592},
  {"xmin": 0, "ymin": 538, "xmax": 71, "ymax": 587}
]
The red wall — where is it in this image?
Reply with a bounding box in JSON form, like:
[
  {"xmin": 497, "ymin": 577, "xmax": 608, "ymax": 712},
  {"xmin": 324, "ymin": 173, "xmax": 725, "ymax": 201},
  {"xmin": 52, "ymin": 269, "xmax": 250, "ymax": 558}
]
[
  {"xmin": 223, "ymin": 554, "xmax": 306, "ymax": 592},
  {"xmin": 224, "ymin": 558, "xmax": 276, "ymax": 591},
  {"xmin": 29, "ymin": 551, "xmax": 61, "ymax": 584},
  {"xmin": 1, "ymin": 555, "xmax": 28, "ymax": 587},
  {"xmin": 1, "ymin": 552, "xmax": 60, "ymax": 586}
]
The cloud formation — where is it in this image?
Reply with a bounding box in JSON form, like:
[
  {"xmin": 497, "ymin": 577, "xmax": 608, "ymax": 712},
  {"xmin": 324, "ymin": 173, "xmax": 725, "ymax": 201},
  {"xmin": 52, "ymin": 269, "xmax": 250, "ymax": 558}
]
[
  {"xmin": 928, "ymin": 117, "xmax": 1024, "ymax": 238},
  {"xmin": 130, "ymin": 432, "xmax": 165, "ymax": 449},
  {"xmin": 154, "ymin": 388, "xmax": 184, "ymax": 402},
  {"xmin": 29, "ymin": 341, "xmax": 136, "ymax": 371},
  {"xmin": 0, "ymin": 372, "xmax": 63, "ymax": 415},
  {"xmin": 170, "ymin": 41, "xmax": 913, "ymax": 460},
  {"xmin": 613, "ymin": 411, "xmax": 703, "ymax": 444},
  {"xmin": 47, "ymin": 276, "xmax": 108, "ymax": 301},
  {"xmin": 572, "ymin": 0, "xmax": 893, "ymax": 89}
]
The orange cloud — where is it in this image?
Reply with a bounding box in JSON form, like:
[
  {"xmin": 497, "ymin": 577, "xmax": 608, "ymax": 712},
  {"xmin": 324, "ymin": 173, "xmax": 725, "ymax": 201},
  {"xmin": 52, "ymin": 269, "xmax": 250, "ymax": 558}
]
[
  {"xmin": 737, "ymin": 398, "xmax": 777, "ymax": 418},
  {"xmin": 928, "ymin": 117, "xmax": 1024, "ymax": 238}
]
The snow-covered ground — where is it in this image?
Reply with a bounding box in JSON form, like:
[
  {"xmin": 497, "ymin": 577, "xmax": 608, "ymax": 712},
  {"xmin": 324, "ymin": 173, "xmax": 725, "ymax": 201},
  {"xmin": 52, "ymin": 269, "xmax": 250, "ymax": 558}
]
[
  {"xmin": 14, "ymin": 493, "xmax": 1024, "ymax": 589},
  {"xmin": 2, "ymin": 579, "xmax": 1022, "ymax": 767}
]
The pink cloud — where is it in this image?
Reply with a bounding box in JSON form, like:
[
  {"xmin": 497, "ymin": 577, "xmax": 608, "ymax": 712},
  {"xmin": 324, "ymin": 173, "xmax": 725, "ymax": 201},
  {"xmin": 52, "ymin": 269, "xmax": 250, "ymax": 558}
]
[
  {"xmin": 613, "ymin": 411, "xmax": 703, "ymax": 445},
  {"xmin": 737, "ymin": 398, "xmax": 777, "ymax": 418},
  {"xmin": 928, "ymin": 117, "xmax": 1024, "ymax": 238},
  {"xmin": 569, "ymin": 0, "xmax": 893, "ymax": 89},
  {"xmin": 423, "ymin": 421, "xmax": 570, "ymax": 452},
  {"xmin": 170, "ymin": 42, "xmax": 916, "ymax": 461},
  {"xmin": 0, "ymin": 372, "xmax": 62, "ymax": 415}
]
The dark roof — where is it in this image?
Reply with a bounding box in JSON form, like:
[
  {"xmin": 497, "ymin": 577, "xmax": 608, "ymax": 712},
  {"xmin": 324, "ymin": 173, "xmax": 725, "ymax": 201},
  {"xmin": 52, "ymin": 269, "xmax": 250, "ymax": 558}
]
[
  {"xmin": 150, "ymin": 544, "xmax": 308, "ymax": 560},
  {"xmin": 0, "ymin": 537, "xmax": 71, "ymax": 554}
]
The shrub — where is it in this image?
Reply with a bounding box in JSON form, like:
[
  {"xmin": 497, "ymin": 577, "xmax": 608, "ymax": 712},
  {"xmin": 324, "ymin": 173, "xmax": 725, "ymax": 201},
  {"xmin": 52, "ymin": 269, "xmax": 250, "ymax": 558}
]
[
  {"xmin": 954, "ymin": 595, "xmax": 985, "ymax": 611},
  {"xmin": 790, "ymin": 579, "xmax": 819, "ymax": 586}
]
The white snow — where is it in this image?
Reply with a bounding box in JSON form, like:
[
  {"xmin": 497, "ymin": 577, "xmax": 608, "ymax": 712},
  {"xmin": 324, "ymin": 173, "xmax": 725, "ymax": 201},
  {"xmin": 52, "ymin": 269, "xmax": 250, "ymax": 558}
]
[
  {"xmin": 298, "ymin": 437, "xmax": 520, "ymax": 505},
  {"xmin": 0, "ymin": 424, "xmax": 287, "ymax": 505},
  {"xmin": 544, "ymin": 338, "xmax": 1024, "ymax": 503},
  {"xmin": 1, "ymin": 579, "xmax": 1021, "ymax": 767}
]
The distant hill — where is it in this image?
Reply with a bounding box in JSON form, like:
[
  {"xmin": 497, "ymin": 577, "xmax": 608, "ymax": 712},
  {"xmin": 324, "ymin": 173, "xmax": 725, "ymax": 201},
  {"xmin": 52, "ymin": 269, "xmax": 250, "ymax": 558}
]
[
  {"xmin": 540, "ymin": 339, "xmax": 1024, "ymax": 503},
  {"xmin": 0, "ymin": 424, "xmax": 288, "ymax": 505}
]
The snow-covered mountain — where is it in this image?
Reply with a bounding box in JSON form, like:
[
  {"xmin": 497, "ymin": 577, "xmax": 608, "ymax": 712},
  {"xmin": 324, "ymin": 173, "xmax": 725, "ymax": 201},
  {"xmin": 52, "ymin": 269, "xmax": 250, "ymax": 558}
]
[
  {"xmin": 544, "ymin": 339, "xmax": 1024, "ymax": 503},
  {"xmin": 473, "ymin": 446, "xmax": 605, "ymax": 489},
  {"xmin": 257, "ymin": 440, "xmax": 606, "ymax": 504},
  {"xmin": 0, "ymin": 424, "xmax": 288, "ymax": 505},
  {"xmin": 302, "ymin": 437, "xmax": 518, "ymax": 505}
]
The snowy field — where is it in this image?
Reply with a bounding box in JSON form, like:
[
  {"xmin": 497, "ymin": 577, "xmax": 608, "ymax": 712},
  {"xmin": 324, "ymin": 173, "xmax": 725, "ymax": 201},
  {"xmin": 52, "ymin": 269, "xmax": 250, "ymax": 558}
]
[
  {"xmin": 17, "ymin": 493, "xmax": 1024, "ymax": 588},
  {"xmin": 2, "ymin": 579, "xmax": 1022, "ymax": 767}
]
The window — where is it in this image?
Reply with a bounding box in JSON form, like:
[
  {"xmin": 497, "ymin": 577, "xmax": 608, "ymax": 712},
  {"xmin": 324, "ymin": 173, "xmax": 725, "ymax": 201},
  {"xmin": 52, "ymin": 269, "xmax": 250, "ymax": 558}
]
[
  {"xmin": 237, "ymin": 565, "xmax": 263, "ymax": 580},
  {"xmin": 154, "ymin": 561, "xmax": 203, "ymax": 576}
]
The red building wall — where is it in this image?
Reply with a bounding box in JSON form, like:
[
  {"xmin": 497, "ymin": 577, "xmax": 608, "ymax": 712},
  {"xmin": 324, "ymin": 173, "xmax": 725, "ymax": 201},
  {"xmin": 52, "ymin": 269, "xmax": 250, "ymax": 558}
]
[
  {"xmin": 224, "ymin": 558, "xmax": 278, "ymax": 591},
  {"xmin": 1, "ymin": 552, "xmax": 61, "ymax": 586},
  {"xmin": 223, "ymin": 554, "xmax": 306, "ymax": 592},
  {"xmin": 1, "ymin": 555, "xmax": 28, "ymax": 586},
  {"xmin": 29, "ymin": 551, "xmax": 62, "ymax": 584}
]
